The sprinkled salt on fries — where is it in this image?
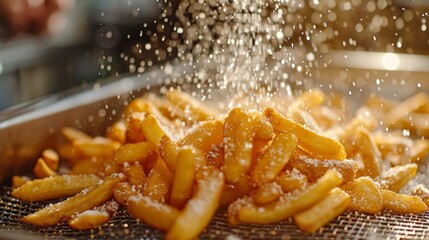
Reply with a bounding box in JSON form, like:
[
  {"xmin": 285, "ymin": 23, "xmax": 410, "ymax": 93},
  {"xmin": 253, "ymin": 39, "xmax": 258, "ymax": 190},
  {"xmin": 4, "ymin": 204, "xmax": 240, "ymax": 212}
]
[{"xmin": 10, "ymin": 90, "xmax": 429, "ymax": 238}]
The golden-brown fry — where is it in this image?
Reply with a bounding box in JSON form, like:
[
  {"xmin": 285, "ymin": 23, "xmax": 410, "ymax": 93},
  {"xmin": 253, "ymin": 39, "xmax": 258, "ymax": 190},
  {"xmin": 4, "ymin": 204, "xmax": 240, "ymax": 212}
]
[
  {"xmin": 123, "ymin": 162, "xmax": 147, "ymax": 190},
  {"xmin": 106, "ymin": 121, "xmax": 126, "ymax": 144},
  {"xmin": 411, "ymin": 184, "xmax": 429, "ymax": 207},
  {"xmin": 142, "ymin": 158, "xmax": 173, "ymax": 203},
  {"xmin": 73, "ymin": 137, "xmax": 120, "ymax": 157},
  {"xmin": 251, "ymin": 182, "xmax": 283, "ymax": 205},
  {"xmin": 275, "ymin": 169, "xmax": 308, "ymax": 193},
  {"xmin": 385, "ymin": 92, "xmax": 429, "ymax": 127},
  {"xmin": 12, "ymin": 175, "xmax": 30, "ymax": 188},
  {"xmin": 114, "ymin": 141, "xmax": 154, "ymax": 165},
  {"xmin": 294, "ymin": 188, "xmax": 350, "ymax": 233},
  {"xmin": 141, "ymin": 114, "xmax": 169, "ymax": 151},
  {"xmin": 165, "ymin": 166, "xmax": 224, "ymax": 240},
  {"xmin": 288, "ymin": 156, "xmax": 357, "ymax": 183},
  {"xmin": 58, "ymin": 144, "xmax": 82, "ymax": 165},
  {"xmin": 340, "ymin": 177, "xmax": 382, "ymax": 214},
  {"xmin": 42, "ymin": 149, "xmax": 60, "ymax": 171},
  {"xmin": 166, "ymin": 90, "xmax": 217, "ymax": 122},
  {"xmin": 68, "ymin": 210, "xmax": 109, "ymax": 230},
  {"xmin": 33, "ymin": 158, "xmax": 57, "ymax": 178},
  {"xmin": 178, "ymin": 120, "xmax": 224, "ymax": 153},
  {"xmin": 12, "ymin": 174, "xmax": 99, "ymax": 202},
  {"xmin": 71, "ymin": 157, "xmax": 118, "ymax": 177},
  {"xmin": 21, "ymin": 174, "xmax": 125, "ymax": 226},
  {"xmin": 250, "ymin": 133, "xmax": 298, "ymax": 185},
  {"xmin": 411, "ymin": 139, "xmax": 429, "ymax": 163},
  {"xmin": 290, "ymin": 109, "xmax": 322, "ymax": 133},
  {"xmin": 290, "ymin": 88, "xmax": 326, "ymax": 111},
  {"xmin": 251, "ymin": 111, "xmax": 274, "ymax": 140},
  {"xmin": 381, "ymin": 189, "xmax": 428, "ymax": 214},
  {"xmin": 170, "ymin": 147, "xmax": 196, "ymax": 209},
  {"xmin": 265, "ymin": 108, "xmax": 346, "ymax": 160},
  {"xmin": 62, "ymin": 127, "xmax": 92, "ymax": 142},
  {"xmin": 223, "ymin": 108, "xmax": 255, "ymax": 183},
  {"xmin": 231, "ymin": 169, "xmax": 342, "ymax": 224},
  {"xmin": 113, "ymin": 182, "xmax": 137, "ymax": 206},
  {"xmin": 379, "ymin": 163, "xmax": 417, "ymax": 192},
  {"xmin": 159, "ymin": 135, "xmax": 179, "ymax": 170},
  {"xmin": 357, "ymin": 128, "xmax": 383, "ymax": 179},
  {"xmin": 125, "ymin": 112, "xmax": 147, "ymax": 143}
]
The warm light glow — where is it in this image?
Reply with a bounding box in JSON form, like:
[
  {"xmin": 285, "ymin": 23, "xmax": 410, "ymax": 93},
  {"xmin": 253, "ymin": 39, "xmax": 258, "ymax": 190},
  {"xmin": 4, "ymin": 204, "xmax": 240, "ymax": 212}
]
[{"xmin": 382, "ymin": 53, "xmax": 400, "ymax": 70}]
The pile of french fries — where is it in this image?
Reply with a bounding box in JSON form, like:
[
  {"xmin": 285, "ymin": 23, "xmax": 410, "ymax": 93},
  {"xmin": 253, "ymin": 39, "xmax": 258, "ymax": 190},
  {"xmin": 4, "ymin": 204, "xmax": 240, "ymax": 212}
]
[{"xmin": 10, "ymin": 89, "xmax": 429, "ymax": 238}]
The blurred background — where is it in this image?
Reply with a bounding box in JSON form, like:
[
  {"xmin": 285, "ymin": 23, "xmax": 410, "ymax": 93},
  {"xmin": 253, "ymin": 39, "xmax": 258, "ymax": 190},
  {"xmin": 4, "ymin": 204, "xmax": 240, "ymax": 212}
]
[{"xmin": 0, "ymin": 0, "xmax": 428, "ymax": 110}]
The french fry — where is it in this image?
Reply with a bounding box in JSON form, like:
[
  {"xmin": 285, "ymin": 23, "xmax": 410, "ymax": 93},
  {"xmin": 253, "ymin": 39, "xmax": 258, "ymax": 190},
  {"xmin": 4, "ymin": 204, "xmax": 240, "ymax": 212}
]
[
  {"xmin": 170, "ymin": 147, "xmax": 196, "ymax": 209},
  {"xmin": 251, "ymin": 111, "xmax": 274, "ymax": 140},
  {"xmin": 142, "ymin": 158, "xmax": 173, "ymax": 203},
  {"xmin": 113, "ymin": 182, "xmax": 137, "ymax": 206},
  {"xmin": 42, "ymin": 149, "xmax": 60, "ymax": 171},
  {"xmin": 410, "ymin": 139, "xmax": 429, "ymax": 163},
  {"xmin": 165, "ymin": 166, "xmax": 224, "ymax": 240},
  {"xmin": 73, "ymin": 137, "xmax": 120, "ymax": 157},
  {"xmin": 71, "ymin": 157, "xmax": 118, "ymax": 177},
  {"xmin": 33, "ymin": 158, "xmax": 57, "ymax": 178},
  {"xmin": 58, "ymin": 144, "xmax": 82, "ymax": 165},
  {"xmin": 68, "ymin": 210, "xmax": 109, "ymax": 230},
  {"xmin": 21, "ymin": 174, "xmax": 125, "ymax": 226},
  {"xmin": 290, "ymin": 109, "xmax": 322, "ymax": 133},
  {"xmin": 128, "ymin": 193, "xmax": 180, "ymax": 231},
  {"xmin": 166, "ymin": 90, "xmax": 217, "ymax": 122},
  {"xmin": 12, "ymin": 174, "xmax": 99, "ymax": 202},
  {"xmin": 411, "ymin": 184, "xmax": 429, "ymax": 207},
  {"xmin": 251, "ymin": 182, "xmax": 283, "ymax": 205},
  {"xmin": 294, "ymin": 188, "xmax": 350, "ymax": 233},
  {"xmin": 223, "ymin": 108, "xmax": 255, "ymax": 183},
  {"xmin": 275, "ymin": 169, "xmax": 308, "ymax": 193},
  {"xmin": 381, "ymin": 189, "xmax": 428, "ymax": 214},
  {"xmin": 357, "ymin": 128, "xmax": 383, "ymax": 179},
  {"xmin": 141, "ymin": 114, "xmax": 168, "ymax": 150},
  {"xmin": 340, "ymin": 177, "xmax": 382, "ymax": 214},
  {"xmin": 62, "ymin": 127, "xmax": 92, "ymax": 142},
  {"xmin": 375, "ymin": 133, "xmax": 412, "ymax": 166},
  {"xmin": 159, "ymin": 135, "xmax": 179, "ymax": 170},
  {"xmin": 114, "ymin": 141, "xmax": 154, "ymax": 165},
  {"xmin": 106, "ymin": 121, "xmax": 126, "ymax": 144},
  {"xmin": 288, "ymin": 156, "xmax": 357, "ymax": 183},
  {"xmin": 290, "ymin": 88, "xmax": 326, "ymax": 111},
  {"xmin": 385, "ymin": 92, "xmax": 429, "ymax": 127},
  {"xmin": 265, "ymin": 107, "xmax": 346, "ymax": 160},
  {"xmin": 379, "ymin": 163, "xmax": 417, "ymax": 192},
  {"xmin": 178, "ymin": 120, "xmax": 224, "ymax": 153},
  {"xmin": 12, "ymin": 175, "xmax": 30, "ymax": 188},
  {"xmin": 125, "ymin": 112, "xmax": 147, "ymax": 143},
  {"xmin": 250, "ymin": 132, "xmax": 298, "ymax": 185},
  {"xmin": 123, "ymin": 162, "xmax": 147, "ymax": 190},
  {"xmin": 231, "ymin": 169, "xmax": 342, "ymax": 224}
]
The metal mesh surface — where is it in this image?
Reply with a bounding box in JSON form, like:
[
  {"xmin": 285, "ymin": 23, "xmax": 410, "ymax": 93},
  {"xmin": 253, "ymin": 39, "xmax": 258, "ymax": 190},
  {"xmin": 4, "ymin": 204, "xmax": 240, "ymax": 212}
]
[{"xmin": 1, "ymin": 186, "xmax": 429, "ymax": 239}]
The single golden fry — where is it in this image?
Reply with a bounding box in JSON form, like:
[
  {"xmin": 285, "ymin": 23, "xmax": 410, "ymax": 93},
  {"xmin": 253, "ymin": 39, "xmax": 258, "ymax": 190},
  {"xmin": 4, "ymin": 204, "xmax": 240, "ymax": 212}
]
[
  {"xmin": 142, "ymin": 158, "xmax": 173, "ymax": 203},
  {"xmin": 141, "ymin": 114, "xmax": 169, "ymax": 150},
  {"xmin": 251, "ymin": 111, "xmax": 274, "ymax": 140},
  {"xmin": 288, "ymin": 156, "xmax": 357, "ymax": 184},
  {"xmin": 178, "ymin": 120, "xmax": 224, "ymax": 153},
  {"xmin": 170, "ymin": 147, "xmax": 196, "ymax": 209},
  {"xmin": 105, "ymin": 121, "xmax": 126, "ymax": 144},
  {"xmin": 113, "ymin": 182, "xmax": 137, "ymax": 206},
  {"xmin": 165, "ymin": 166, "xmax": 224, "ymax": 240},
  {"xmin": 265, "ymin": 107, "xmax": 346, "ymax": 160},
  {"xmin": 73, "ymin": 137, "xmax": 119, "ymax": 157},
  {"xmin": 251, "ymin": 182, "xmax": 283, "ymax": 205},
  {"xmin": 21, "ymin": 174, "xmax": 125, "ymax": 226},
  {"xmin": 123, "ymin": 162, "xmax": 147, "ymax": 190},
  {"xmin": 58, "ymin": 144, "xmax": 82, "ymax": 165},
  {"xmin": 159, "ymin": 135, "xmax": 179, "ymax": 170},
  {"xmin": 62, "ymin": 127, "xmax": 92, "ymax": 142},
  {"xmin": 166, "ymin": 90, "xmax": 217, "ymax": 122},
  {"xmin": 33, "ymin": 158, "xmax": 57, "ymax": 178},
  {"xmin": 12, "ymin": 175, "xmax": 30, "ymax": 188},
  {"xmin": 125, "ymin": 112, "xmax": 147, "ymax": 143},
  {"xmin": 294, "ymin": 188, "xmax": 350, "ymax": 233},
  {"xmin": 69, "ymin": 210, "xmax": 109, "ymax": 230},
  {"xmin": 71, "ymin": 157, "xmax": 118, "ymax": 177},
  {"xmin": 381, "ymin": 189, "xmax": 428, "ymax": 214},
  {"xmin": 275, "ymin": 169, "xmax": 308, "ymax": 193},
  {"xmin": 250, "ymin": 132, "xmax": 298, "ymax": 185},
  {"xmin": 223, "ymin": 108, "xmax": 255, "ymax": 183},
  {"xmin": 114, "ymin": 141, "xmax": 154, "ymax": 165},
  {"xmin": 380, "ymin": 163, "xmax": 417, "ymax": 192},
  {"xmin": 42, "ymin": 149, "xmax": 60, "ymax": 171},
  {"xmin": 340, "ymin": 177, "xmax": 382, "ymax": 214},
  {"xmin": 411, "ymin": 184, "xmax": 429, "ymax": 207},
  {"xmin": 357, "ymin": 128, "xmax": 383, "ymax": 179},
  {"xmin": 12, "ymin": 174, "xmax": 99, "ymax": 202},
  {"xmin": 232, "ymin": 169, "xmax": 343, "ymax": 224}
]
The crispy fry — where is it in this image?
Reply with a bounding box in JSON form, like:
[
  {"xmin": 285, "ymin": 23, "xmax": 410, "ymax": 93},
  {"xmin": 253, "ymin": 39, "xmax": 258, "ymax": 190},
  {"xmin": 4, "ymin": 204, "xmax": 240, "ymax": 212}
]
[
  {"xmin": 411, "ymin": 184, "xmax": 429, "ymax": 207},
  {"xmin": 265, "ymin": 107, "xmax": 346, "ymax": 160},
  {"xmin": 106, "ymin": 121, "xmax": 126, "ymax": 144},
  {"xmin": 251, "ymin": 182, "xmax": 283, "ymax": 205},
  {"xmin": 357, "ymin": 128, "xmax": 383, "ymax": 179},
  {"xmin": 165, "ymin": 166, "xmax": 224, "ymax": 240},
  {"xmin": 379, "ymin": 163, "xmax": 417, "ymax": 192},
  {"xmin": 42, "ymin": 149, "xmax": 60, "ymax": 171},
  {"xmin": 385, "ymin": 92, "xmax": 429, "ymax": 127},
  {"xmin": 73, "ymin": 137, "xmax": 120, "ymax": 157},
  {"xmin": 62, "ymin": 127, "xmax": 92, "ymax": 142},
  {"xmin": 12, "ymin": 174, "xmax": 99, "ymax": 202},
  {"xmin": 113, "ymin": 182, "xmax": 137, "ymax": 206},
  {"xmin": 223, "ymin": 108, "xmax": 255, "ymax": 183},
  {"xmin": 250, "ymin": 132, "xmax": 298, "ymax": 185},
  {"xmin": 71, "ymin": 157, "xmax": 118, "ymax": 177},
  {"xmin": 275, "ymin": 169, "xmax": 308, "ymax": 193},
  {"xmin": 170, "ymin": 147, "xmax": 196, "ymax": 209},
  {"xmin": 125, "ymin": 112, "xmax": 147, "ymax": 143},
  {"xmin": 381, "ymin": 189, "xmax": 428, "ymax": 214},
  {"xmin": 68, "ymin": 210, "xmax": 109, "ymax": 230},
  {"xmin": 178, "ymin": 120, "xmax": 224, "ymax": 153},
  {"xmin": 290, "ymin": 109, "xmax": 322, "ymax": 133},
  {"xmin": 21, "ymin": 174, "xmax": 125, "ymax": 226},
  {"xmin": 159, "ymin": 135, "xmax": 180, "ymax": 170},
  {"xmin": 123, "ymin": 162, "xmax": 147, "ymax": 190},
  {"xmin": 290, "ymin": 88, "xmax": 326, "ymax": 111},
  {"xmin": 33, "ymin": 158, "xmax": 57, "ymax": 178},
  {"xmin": 231, "ymin": 169, "xmax": 343, "ymax": 224},
  {"xmin": 12, "ymin": 175, "xmax": 30, "ymax": 188},
  {"xmin": 114, "ymin": 141, "xmax": 154, "ymax": 165},
  {"xmin": 340, "ymin": 177, "xmax": 382, "ymax": 214},
  {"xmin": 142, "ymin": 158, "xmax": 173, "ymax": 203},
  {"xmin": 294, "ymin": 188, "xmax": 350, "ymax": 233},
  {"xmin": 141, "ymin": 114, "xmax": 169, "ymax": 151}
]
